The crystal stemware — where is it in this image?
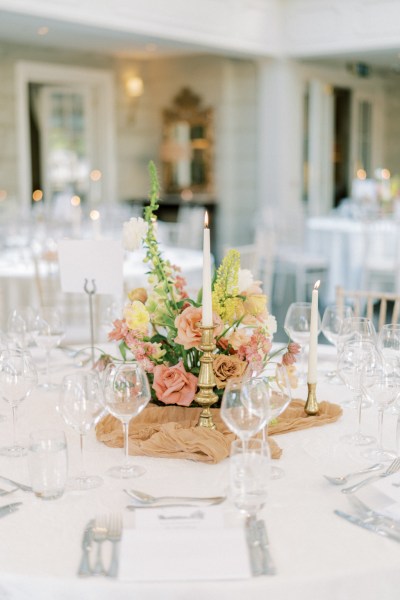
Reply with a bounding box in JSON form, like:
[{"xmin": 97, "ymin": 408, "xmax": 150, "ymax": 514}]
[
  {"xmin": 220, "ymin": 377, "xmax": 270, "ymax": 449},
  {"xmin": 230, "ymin": 438, "xmax": 270, "ymax": 517},
  {"xmin": 0, "ymin": 349, "xmax": 38, "ymax": 457},
  {"xmin": 337, "ymin": 338, "xmax": 382, "ymax": 446},
  {"xmin": 7, "ymin": 307, "xmax": 35, "ymax": 350},
  {"xmin": 58, "ymin": 371, "xmax": 105, "ymax": 490},
  {"xmin": 284, "ymin": 302, "xmax": 321, "ymax": 385},
  {"xmin": 32, "ymin": 307, "xmax": 65, "ymax": 390},
  {"xmin": 260, "ymin": 363, "xmax": 292, "ymax": 479},
  {"xmin": 102, "ymin": 362, "xmax": 151, "ymax": 478},
  {"xmin": 321, "ymin": 304, "xmax": 353, "ymax": 379},
  {"xmin": 378, "ymin": 324, "xmax": 400, "ymax": 376},
  {"xmin": 363, "ymin": 372, "xmax": 400, "ymax": 462}
]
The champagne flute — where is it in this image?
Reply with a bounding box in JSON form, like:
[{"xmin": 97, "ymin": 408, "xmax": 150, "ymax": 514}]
[
  {"xmin": 102, "ymin": 362, "xmax": 151, "ymax": 478},
  {"xmin": 221, "ymin": 377, "xmax": 270, "ymax": 448},
  {"xmin": 32, "ymin": 307, "xmax": 65, "ymax": 390},
  {"xmin": 321, "ymin": 305, "xmax": 353, "ymax": 379},
  {"xmin": 337, "ymin": 338, "xmax": 382, "ymax": 446},
  {"xmin": 284, "ymin": 302, "xmax": 321, "ymax": 385},
  {"xmin": 58, "ymin": 371, "xmax": 105, "ymax": 490},
  {"xmin": 0, "ymin": 349, "xmax": 38, "ymax": 457}
]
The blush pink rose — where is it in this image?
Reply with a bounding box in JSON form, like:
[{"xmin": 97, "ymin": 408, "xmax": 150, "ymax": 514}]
[
  {"xmin": 174, "ymin": 306, "xmax": 223, "ymax": 350},
  {"xmin": 152, "ymin": 361, "xmax": 198, "ymax": 407}
]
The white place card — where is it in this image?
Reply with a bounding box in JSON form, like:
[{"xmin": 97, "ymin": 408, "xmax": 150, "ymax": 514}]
[
  {"xmin": 58, "ymin": 239, "xmax": 124, "ymax": 295},
  {"xmin": 119, "ymin": 506, "xmax": 251, "ymax": 582}
]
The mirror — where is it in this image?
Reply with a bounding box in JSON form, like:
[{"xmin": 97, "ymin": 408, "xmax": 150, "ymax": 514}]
[{"xmin": 161, "ymin": 87, "xmax": 213, "ymax": 195}]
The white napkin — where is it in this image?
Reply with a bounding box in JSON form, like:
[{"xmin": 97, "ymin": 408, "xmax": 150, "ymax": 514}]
[{"xmin": 119, "ymin": 506, "xmax": 251, "ymax": 582}]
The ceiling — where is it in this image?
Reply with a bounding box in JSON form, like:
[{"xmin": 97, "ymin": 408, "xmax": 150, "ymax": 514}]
[{"xmin": 0, "ymin": 9, "xmax": 203, "ymax": 59}]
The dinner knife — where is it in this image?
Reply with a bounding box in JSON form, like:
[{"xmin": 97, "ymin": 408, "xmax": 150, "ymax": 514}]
[
  {"xmin": 77, "ymin": 520, "xmax": 95, "ymax": 577},
  {"xmin": 0, "ymin": 476, "xmax": 32, "ymax": 492},
  {"xmin": 334, "ymin": 509, "xmax": 400, "ymax": 543},
  {"xmin": 245, "ymin": 517, "xmax": 263, "ymax": 577},
  {"xmin": 0, "ymin": 502, "xmax": 22, "ymax": 518},
  {"xmin": 256, "ymin": 519, "xmax": 276, "ymax": 576}
]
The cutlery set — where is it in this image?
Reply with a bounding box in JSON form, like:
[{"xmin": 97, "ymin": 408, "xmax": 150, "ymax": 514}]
[
  {"xmin": 324, "ymin": 458, "xmax": 400, "ymax": 543},
  {"xmin": 246, "ymin": 516, "xmax": 276, "ymax": 576},
  {"xmin": 78, "ymin": 514, "xmax": 122, "ymax": 578}
]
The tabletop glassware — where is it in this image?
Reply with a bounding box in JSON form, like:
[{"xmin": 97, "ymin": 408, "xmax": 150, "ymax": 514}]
[
  {"xmin": 230, "ymin": 438, "xmax": 270, "ymax": 516},
  {"xmin": 337, "ymin": 338, "xmax": 382, "ymax": 446},
  {"xmin": 220, "ymin": 377, "xmax": 270, "ymax": 448},
  {"xmin": 284, "ymin": 302, "xmax": 321, "ymax": 385},
  {"xmin": 102, "ymin": 362, "xmax": 151, "ymax": 478},
  {"xmin": 378, "ymin": 324, "xmax": 400, "ymax": 376},
  {"xmin": 321, "ymin": 304, "xmax": 353, "ymax": 379},
  {"xmin": 28, "ymin": 429, "xmax": 68, "ymax": 500},
  {"xmin": 260, "ymin": 363, "xmax": 292, "ymax": 480},
  {"xmin": 32, "ymin": 307, "xmax": 65, "ymax": 390},
  {"xmin": 58, "ymin": 371, "xmax": 105, "ymax": 490},
  {"xmin": 7, "ymin": 307, "xmax": 35, "ymax": 350},
  {"xmin": 0, "ymin": 348, "xmax": 38, "ymax": 457},
  {"xmin": 363, "ymin": 372, "xmax": 400, "ymax": 462}
]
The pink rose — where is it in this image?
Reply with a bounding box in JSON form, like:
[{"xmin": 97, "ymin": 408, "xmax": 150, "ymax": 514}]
[
  {"xmin": 174, "ymin": 306, "xmax": 223, "ymax": 350},
  {"xmin": 152, "ymin": 361, "xmax": 198, "ymax": 407}
]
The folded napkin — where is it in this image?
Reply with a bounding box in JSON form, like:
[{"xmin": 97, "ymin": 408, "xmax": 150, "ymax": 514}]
[{"xmin": 96, "ymin": 400, "xmax": 342, "ymax": 464}]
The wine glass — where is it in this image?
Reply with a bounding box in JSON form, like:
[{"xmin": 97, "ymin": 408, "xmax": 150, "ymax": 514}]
[
  {"xmin": 7, "ymin": 307, "xmax": 35, "ymax": 350},
  {"xmin": 284, "ymin": 302, "xmax": 321, "ymax": 385},
  {"xmin": 363, "ymin": 372, "xmax": 400, "ymax": 462},
  {"xmin": 0, "ymin": 349, "xmax": 38, "ymax": 457},
  {"xmin": 220, "ymin": 377, "xmax": 270, "ymax": 449},
  {"xmin": 337, "ymin": 338, "xmax": 382, "ymax": 446},
  {"xmin": 321, "ymin": 305, "xmax": 353, "ymax": 379},
  {"xmin": 58, "ymin": 371, "xmax": 105, "ymax": 490},
  {"xmin": 102, "ymin": 362, "xmax": 151, "ymax": 478},
  {"xmin": 260, "ymin": 363, "xmax": 292, "ymax": 479},
  {"xmin": 32, "ymin": 307, "xmax": 65, "ymax": 390},
  {"xmin": 378, "ymin": 324, "xmax": 400, "ymax": 376}
]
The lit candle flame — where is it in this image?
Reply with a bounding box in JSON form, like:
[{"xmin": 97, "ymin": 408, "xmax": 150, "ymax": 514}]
[
  {"xmin": 204, "ymin": 211, "xmax": 209, "ymax": 228},
  {"xmin": 314, "ymin": 280, "xmax": 320, "ymax": 290}
]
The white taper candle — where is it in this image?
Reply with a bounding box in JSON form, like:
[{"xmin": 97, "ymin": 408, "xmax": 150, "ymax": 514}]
[
  {"xmin": 202, "ymin": 211, "xmax": 213, "ymax": 327},
  {"xmin": 307, "ymin": 280, "xmax": 320, "ymax": 384}
]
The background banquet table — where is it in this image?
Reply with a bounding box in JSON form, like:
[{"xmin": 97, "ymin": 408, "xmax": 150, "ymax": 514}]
[
  {"xmin": 306, "ymin": 216, "xmax": 399, "ymax": 305},
  {"xmin": 0, "ymin": 344, "xmax": 400, "ymax": 599}
]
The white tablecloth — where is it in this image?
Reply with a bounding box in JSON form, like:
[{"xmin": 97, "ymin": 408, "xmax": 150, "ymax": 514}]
[
  {"xmin": 306, "ymin": 216, "xmax": 399, "ymax": 304},
  {"xmin": 0, "ymin": 345, "xmax": 399, "ymax": 599}
]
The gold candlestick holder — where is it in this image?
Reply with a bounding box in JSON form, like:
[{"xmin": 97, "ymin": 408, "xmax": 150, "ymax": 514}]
[
  {"xmin": 304, "ymin": 382, "xmax": 319, "ymax": 415},
  {"xmin": 195, "ymin": 325, "xmax": 218, "ymax": 429}
]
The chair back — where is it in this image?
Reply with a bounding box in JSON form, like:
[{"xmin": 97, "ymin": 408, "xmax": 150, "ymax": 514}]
[{"xmin": 336, "ymin": 286, "xmax": 400, "ymax": 330}]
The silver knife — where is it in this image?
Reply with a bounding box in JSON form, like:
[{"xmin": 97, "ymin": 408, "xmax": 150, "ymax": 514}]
[
  {"xmin": 245, "ymin": 517, "xmax": 262, "ymax": 576},
  {"xmin": 0, "ymin": 502, "xmax": 22, "ymax": 518},
  {"xmin": 0, "ymin": 476, "xmax": 32, "ymax": 492},
  {"xmin": 77, "ymin": 520, "xmax": 95, "ymax": 577},
  {"xmin": 334, "ymin": 510, "xmax": 400, "ymax": 543},
  {"xmin": 256, "ymin": 519, "xmax": 276, "ymax": 576}
]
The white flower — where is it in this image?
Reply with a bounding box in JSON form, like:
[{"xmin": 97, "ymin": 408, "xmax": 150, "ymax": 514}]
[
  {"xmin": 122, "ymin": 217, "xmax": 148, "ymax": 251},
  {"xmin": 238, "ymin": 269, "xmax": 254, "ymax": 293}
]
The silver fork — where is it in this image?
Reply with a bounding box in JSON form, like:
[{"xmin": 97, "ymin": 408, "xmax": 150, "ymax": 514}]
[
  {"xmin": 92, "ymin": 515, "xmax": 108, "ymax": 575},
  {"xmin": 342, "ymin": 458, "xmax": 400, "ymax": 494},
  {"xmin": 107, "ymin": 513, "xmax": 123, "ymax": 578}
]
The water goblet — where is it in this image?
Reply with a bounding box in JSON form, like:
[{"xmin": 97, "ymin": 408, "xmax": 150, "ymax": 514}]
[
  {"xmin": 32, "ymin": 307, "xmax": 65, "ymax": 390},
  {"xmin": 337, "ymin": 338, "xmax": 382, "ymax": 446},
  {"xmin": 221, "ymin": 377, "xmax": 270, "ymax": 449},
  {"xmin": 284, "ymin": 302, "xmax": 321, "ymax": 385},
  {"xmin": 102, "ymin": 362, "xmax": 151, "ymax": 478},
  {"xmin": 0, "ymin": 349, "xmax": 38, "ymax": 457},
  {"xmin": 363, "ymin": 372, "xmax": 400, "ymax": 462},
  {"xmin": 321, "ymin": 305, "xmax": 353, "ymax": 380},
  {"xmin": 7, "ymin": 307, "xmax": 35, "ymax": 350},
  {"xmin": 58, "ymin": 371, "xmax": 105, "ymax": 490}
]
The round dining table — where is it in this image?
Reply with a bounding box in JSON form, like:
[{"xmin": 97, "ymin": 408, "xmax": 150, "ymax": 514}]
[{"xmin": 0, "ymin": 343, "xmax": 399, "ymax": 599}]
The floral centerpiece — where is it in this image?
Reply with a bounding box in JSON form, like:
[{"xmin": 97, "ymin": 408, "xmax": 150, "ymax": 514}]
[{"xmin": 107, "ymin": 162, "xmax": 299, "ymax": 407}]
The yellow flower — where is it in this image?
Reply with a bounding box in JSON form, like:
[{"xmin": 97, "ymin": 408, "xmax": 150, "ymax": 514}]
[
  {"xmin": 123, "ymin": 301, "xmax": 150, "ymax": 334},
  {"xmin": 243, "ymin": 293, "xmax": 267, "ymax": 317},
  {"xmin": 128, "ymin": 287, "xmax": 148, "ymax": 303},
  {"xmin": 149, "ymin": 343, "xmax": 166, "ymax": 361}
]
